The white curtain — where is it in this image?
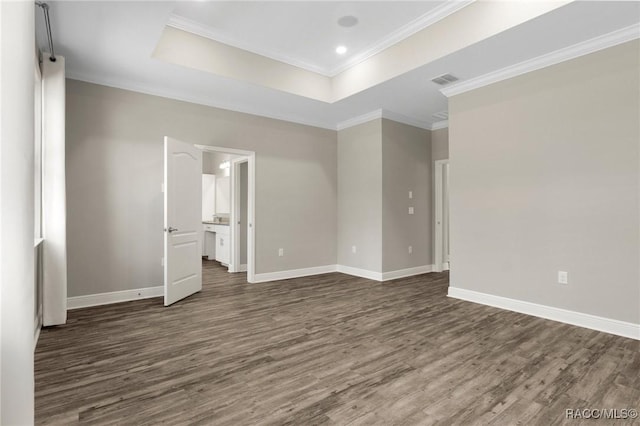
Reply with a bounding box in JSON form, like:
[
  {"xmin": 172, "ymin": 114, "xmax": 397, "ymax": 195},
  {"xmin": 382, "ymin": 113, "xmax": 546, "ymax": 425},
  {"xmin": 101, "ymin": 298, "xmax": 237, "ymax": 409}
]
[{"xmin": 41, "ymin": 54, "xmax": 67, "ymax": 326}]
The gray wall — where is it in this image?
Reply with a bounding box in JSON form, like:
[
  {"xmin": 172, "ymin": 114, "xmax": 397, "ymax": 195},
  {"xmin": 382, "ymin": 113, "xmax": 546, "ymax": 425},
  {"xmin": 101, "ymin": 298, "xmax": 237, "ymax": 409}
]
[
  {"xmin": 449, "ymin": 40, "xmax": 640, "ymax": 324},
  {"xmin": 203, "ymin": 152, "xmax": 219, "ymax": 175},
  {"xmin": 431, "ymin": 127, "xmax": 449, "ymax": 161},
  {"xmin": 381, "ymin": 119, "xmax": 431, "ymax": 272},
  {"xmin": 203, "ymin": 152, "xmax": 235, "ymax": 175},
  {"xmin": 337, "ymin": 118, "xmax": 433, "ymax": 273},
  {"xmin": 66, "ymin": 80, "xmax": 337, "ymax": 296},
  {"xmin": 337, "ymin": 119, "xmax": 383, "ymax": 272}
]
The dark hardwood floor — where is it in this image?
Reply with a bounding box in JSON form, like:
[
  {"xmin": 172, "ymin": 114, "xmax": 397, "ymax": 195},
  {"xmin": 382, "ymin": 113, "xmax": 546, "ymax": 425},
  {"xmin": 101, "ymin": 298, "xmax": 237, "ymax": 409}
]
[{"xmin": 35, "ymin": 261, "xmax": 639, "ymax": 425}]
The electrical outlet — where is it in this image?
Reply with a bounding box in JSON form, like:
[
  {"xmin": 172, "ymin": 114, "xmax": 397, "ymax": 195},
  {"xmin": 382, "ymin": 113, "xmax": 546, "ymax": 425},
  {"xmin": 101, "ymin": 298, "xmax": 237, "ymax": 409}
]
[
  {"xmin": 408, "ymin": 246, "xmax": 412, "ymax": 254},
  {"xmin": 409, "ymin": 191, "xmax": 413, "ymax": 199},
  {"xmin": 278, "ymin": 248, "xmax": 284, "ymax": 257},
  {"xmin": 558, "ymin": 271, "xmax": 568, "ymax": 284},
  {"xmin": 352, "ymin": 245, "xmax": 357, "ymax": 254},
  {"xmin": 408, "ymin": 207, "xmax": 414, "ymax": 215}
]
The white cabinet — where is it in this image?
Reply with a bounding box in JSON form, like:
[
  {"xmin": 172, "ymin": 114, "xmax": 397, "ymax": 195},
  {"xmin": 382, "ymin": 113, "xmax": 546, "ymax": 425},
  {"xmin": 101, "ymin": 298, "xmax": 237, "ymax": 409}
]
[
  {"xmin": 203, "ymin": 223, "xmax": 230, "ymax": 266},
  {"xmin": 203, "ymin": 224, "xmax": 216, "ymax": 260},
  {"xmin": 214, "ymin": 224, "xmax": 230, "ymax": 265}
]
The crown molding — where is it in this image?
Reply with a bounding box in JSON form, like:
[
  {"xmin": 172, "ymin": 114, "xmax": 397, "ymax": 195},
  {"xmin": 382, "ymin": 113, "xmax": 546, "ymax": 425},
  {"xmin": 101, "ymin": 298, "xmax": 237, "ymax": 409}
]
[
  {"xmin": 336, "ymin": 109, "xmax": 383, "ymax": 131},
  {"xmin": 336, "ymin": 109, "xmax": 432, "ymax": 131},
  {"xmin": 442, "ymin": 23, "xmax": 640, "ymax": 98},
  {"xmin": 166, "ymin": 14, "xmax": 330, "ymax": 76},
  {"xmin": 167, "ymin": 1, "xmax": 475, "ymax": 78},
  {"xmin": 65, "ymin": 71, "xmax": 337, "ymax": 131},
  {"xmin": 381, "ymin": 110, "xmax": 431, "ymax": 130},
  {"xmin": 430, "ymin": 120, "xmax": 449, "ymax": 130},
  {"xmin": 327, "ymin": 0, "xmax": 475, "ymax": 77},
  {"xmin": 66, "ymin": 71, "xmax": 440, "ymax": 133}
]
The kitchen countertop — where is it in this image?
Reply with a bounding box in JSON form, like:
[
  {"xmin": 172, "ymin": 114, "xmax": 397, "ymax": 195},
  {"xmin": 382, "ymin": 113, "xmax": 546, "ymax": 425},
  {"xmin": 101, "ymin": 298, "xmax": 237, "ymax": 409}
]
[{"xmin": 203, "ymin": 221, "xmax": 229, "ymax": 226}]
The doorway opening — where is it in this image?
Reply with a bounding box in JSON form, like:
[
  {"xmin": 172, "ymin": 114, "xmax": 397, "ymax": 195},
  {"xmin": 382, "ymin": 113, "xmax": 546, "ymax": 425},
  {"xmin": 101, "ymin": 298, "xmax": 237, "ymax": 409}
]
[
  {"xmin": 163, "ymin": 137, "xmax": 256, "ymax": 306},
  {"xmin": 197, "ymin": 145, "xmax": 256, "ymax": 284},
  {"xmin": 434, "ymin": 159, "xmax": 449, "ymax": 272}
]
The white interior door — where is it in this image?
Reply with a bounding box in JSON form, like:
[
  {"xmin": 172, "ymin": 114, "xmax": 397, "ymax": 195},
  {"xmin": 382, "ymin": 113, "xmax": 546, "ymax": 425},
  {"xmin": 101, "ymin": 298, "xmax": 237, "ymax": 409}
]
[{"xmin": 164, "ymin": 136, "xmax": 202, "ymax": 306}]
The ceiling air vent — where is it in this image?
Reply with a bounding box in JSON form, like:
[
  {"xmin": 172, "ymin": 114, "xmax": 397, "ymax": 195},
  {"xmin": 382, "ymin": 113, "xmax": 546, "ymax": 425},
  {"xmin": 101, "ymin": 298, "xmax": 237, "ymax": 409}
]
[
  {"xmin": 432, "ymin": 111, "xmax": 449, "ymax": 121},
  {"xmin": 431, "ymin": 73, "xmax": 458, "ymax": 85}
]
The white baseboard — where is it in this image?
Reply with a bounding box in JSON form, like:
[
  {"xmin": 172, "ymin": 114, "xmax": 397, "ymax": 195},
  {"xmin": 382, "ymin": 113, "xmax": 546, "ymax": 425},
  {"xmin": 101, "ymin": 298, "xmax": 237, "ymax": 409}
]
[
  {"xmin": 336, "ymin": 265, "xmax": 382, "ymax": 281},
  {"xmin": 336, "ymin": 264, "xmax": 434, "ymax": 282},
  {"xmin": 253, "ymin": 265, "xmax": 337, "ymax": 283},
  {"xmin": 381, "ymin": 265, "xmax": 433, "ymax": 281},
  {"xmin": 66, "ymin": 264, "xmax": 435, "ymax": 308},
  {"xmin": 239, "ymin": 263, "xmax": 247, "ymax": 272},
  {"xmin": 68, "ymin": 286, "xmax": 163, "ymax": 310},
  {"xmin": 448, "ymin": 287, "xmax": 640, "ymax": 341},
  {"xmin": 253, "ymin": 264, "xmax": 433, "ymax": 283}
]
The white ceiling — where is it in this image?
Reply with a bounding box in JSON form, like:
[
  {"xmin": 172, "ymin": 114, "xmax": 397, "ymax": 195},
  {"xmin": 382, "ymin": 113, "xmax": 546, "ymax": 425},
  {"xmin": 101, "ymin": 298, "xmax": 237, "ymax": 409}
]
[
  {"xmin": 169, "ymin": 1, "xmax": 461, "ymax": 76},
  {"xmin": 38, "ymin": 1, "xmax": 640, "ymax": 130}
]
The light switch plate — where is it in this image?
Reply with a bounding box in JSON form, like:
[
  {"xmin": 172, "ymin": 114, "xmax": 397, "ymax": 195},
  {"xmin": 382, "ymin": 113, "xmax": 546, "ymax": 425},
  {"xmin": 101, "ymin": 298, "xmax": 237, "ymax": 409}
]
[{"xmin": 408, "ymin": 207, "xmax": 414, "ymax": 215}]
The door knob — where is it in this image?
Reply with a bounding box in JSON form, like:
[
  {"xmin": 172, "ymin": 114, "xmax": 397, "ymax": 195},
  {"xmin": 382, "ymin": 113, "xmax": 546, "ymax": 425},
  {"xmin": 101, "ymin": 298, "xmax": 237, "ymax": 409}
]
[{"xmin": 166, "ymin": 227, "xmax": 178, "ymax": 233}]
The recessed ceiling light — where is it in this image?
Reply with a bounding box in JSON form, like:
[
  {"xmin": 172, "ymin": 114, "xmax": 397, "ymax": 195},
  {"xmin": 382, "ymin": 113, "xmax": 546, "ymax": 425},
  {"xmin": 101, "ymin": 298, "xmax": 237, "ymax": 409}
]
[
  {"xmin": 337, "ymin": 15, "xmax": 359, "ymax": 28},
  {"xmin": 336, "ymin": 45, "xmax": 347, "ymax": 55}
]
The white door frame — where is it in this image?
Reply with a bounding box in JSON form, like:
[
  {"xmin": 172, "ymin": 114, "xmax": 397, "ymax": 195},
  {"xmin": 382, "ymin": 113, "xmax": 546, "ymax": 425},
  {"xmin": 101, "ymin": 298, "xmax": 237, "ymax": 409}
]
[
  {"xmin": 196, "ymin": 145, "xmax": 256, "ymax": 283},
  {"xmin": 230, "ymin": 157, "xmax": 248, "ymax": 273},
  {"xmin": 433, "ymin": 159, "xmax": 449, "ymax": 273}
]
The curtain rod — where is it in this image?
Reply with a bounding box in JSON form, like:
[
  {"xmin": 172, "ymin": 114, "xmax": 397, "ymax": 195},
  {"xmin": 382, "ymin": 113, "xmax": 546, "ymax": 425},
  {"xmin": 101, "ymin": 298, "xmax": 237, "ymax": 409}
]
[{"xmin": 36, "ymin": 2, "xmax": 56, "ymax": 62}]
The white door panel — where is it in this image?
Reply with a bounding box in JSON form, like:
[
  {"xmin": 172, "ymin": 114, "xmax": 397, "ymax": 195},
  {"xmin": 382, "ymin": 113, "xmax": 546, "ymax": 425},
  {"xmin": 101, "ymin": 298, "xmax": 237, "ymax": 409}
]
[{"xmin": 164, "ymin": 136, "xmax": 202, "ymax": 306}]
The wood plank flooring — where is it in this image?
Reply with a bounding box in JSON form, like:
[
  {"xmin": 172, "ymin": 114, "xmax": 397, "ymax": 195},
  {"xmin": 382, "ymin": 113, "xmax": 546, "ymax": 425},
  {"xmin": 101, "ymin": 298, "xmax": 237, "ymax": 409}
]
[{"xmin": 35, "ymin": 261, "xmax": 639, "ymax": 425}]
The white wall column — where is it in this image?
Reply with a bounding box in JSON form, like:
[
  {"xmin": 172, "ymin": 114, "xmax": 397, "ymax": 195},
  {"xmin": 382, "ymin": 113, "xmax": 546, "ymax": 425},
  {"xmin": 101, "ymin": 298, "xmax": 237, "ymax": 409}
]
[{"xmin": 0, "ymin": 2, "xmax": 36, "ymax": 423}]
